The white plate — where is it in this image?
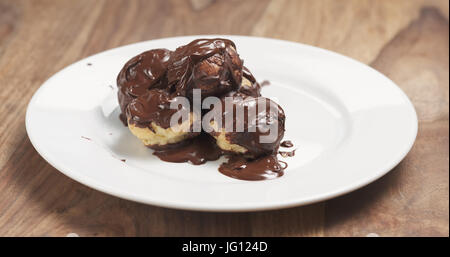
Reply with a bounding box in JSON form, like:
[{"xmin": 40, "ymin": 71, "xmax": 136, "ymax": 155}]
[{"xmin": 26, "ymin": 35, "xmax": 418, "ymax": 212}]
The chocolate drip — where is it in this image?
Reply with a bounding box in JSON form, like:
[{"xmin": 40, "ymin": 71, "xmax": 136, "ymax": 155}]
[
  {"xmin": 280, "ymin": 140, "xmax": 293, "ymax": 148},
  {"xmin": 219, "ymin": 154, "xmax": 286, "ymax": 181},
  {"xmin": 126, "ymin": 89, "xmax": 191, "ymax": 129},
  {"xmin": 153, "ymin": 134, "xmax": 223, "ymax": 165}
]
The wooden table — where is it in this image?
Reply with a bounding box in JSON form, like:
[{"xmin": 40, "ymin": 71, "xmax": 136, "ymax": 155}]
[{"xmin": 0, "ymin": 0, "xmax": 448, "ymax": 237}]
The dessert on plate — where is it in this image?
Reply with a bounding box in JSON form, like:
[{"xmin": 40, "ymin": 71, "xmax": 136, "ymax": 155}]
[{"xmin": 117, "ymin": 38, "xmax": 293, "ymax": 180}]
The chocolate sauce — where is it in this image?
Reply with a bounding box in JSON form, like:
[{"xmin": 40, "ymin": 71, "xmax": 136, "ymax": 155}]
[
  {"xmin": 219, "ymin": 154, "xmax": 286, "ymax": 181},
  {"xmin": 280, "ymin": 140, "xmax": 293, "ymax": 148},
  {"xmin": 153, "ymin": 134, "xmax": 222, "ymax": 165}
]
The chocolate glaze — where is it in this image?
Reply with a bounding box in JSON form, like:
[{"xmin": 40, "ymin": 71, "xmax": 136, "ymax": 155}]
[
  {"xmin": 126, "ymin": 88, "xmax": 189, "ymax": 129},
  {"xmin": 234, "ymin": 66, "xmax": 261, "ymax": 97},
  {"xmin": 235, "ymin": 82, "xmax": 261, "ymax": 97},
  {"xmin": 117, "ymin": 49, "xmax": 172, "ymax": 119},
  {"xmin": 208, "ymin": 96, "xmax": 285, "ymax": 158},
  {"xmin": 280, "ymin": 140, "xmax": 293, "ymax": 148},
  {"xmin": 219, "ymin": 154, "xmax": 287, "ymax": 181},
  {"xmin": 119, "ymin": 113, "xmax": 128, "ymax": 126},
  {"xmin": 153, "ymin": 133, "xmax": 223, "ymax": 165},
  {"xmin": 242, "ymin": 66, "xmax": 256, "ymax": 84},
  {"xmin": 167, "ymin": 38, "xmax": 243, "ymax": 98}
]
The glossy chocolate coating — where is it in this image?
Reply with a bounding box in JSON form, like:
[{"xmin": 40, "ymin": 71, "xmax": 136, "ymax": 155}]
[
  {"xmin": 167, "ymin": 38, "xmax": 243, "ymax": 97},
  {"xmin": 117, "ymin": 49, "xmax": 172, "ymax": 122},
  {"xmin": 208, "ymin": 96, "xmax": 285, "ymax": 158},
  {"xmin": 126, "ymin": 89, "xmax": 187, "ymax": 129}
]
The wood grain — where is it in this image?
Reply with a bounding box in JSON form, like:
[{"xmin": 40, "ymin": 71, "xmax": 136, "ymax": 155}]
[{"xmin": 0, "ymin": 0, "xmax": 448, "ymax": 236}]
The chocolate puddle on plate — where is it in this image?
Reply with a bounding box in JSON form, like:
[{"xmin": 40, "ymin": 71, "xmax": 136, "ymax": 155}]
[
  {"xmin": 152, "ymin": 132, "xmax": 293, "ymax": 181},
  {"xmin": 152, "ymin": 133, "xmax": 223, "ymax": 165},
  {"xmin": 218, "ymin": 154, "xmax": 287, "ymax": 181}
]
